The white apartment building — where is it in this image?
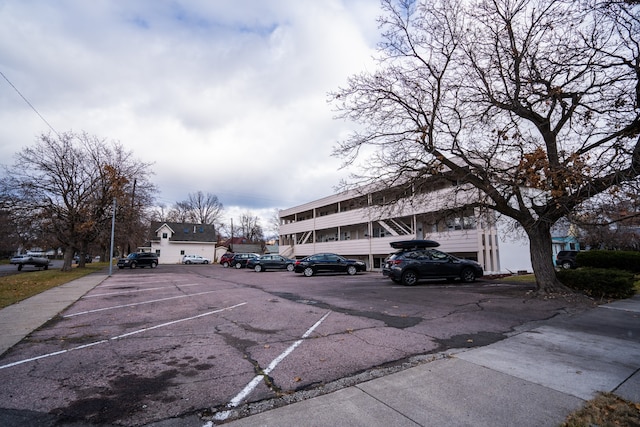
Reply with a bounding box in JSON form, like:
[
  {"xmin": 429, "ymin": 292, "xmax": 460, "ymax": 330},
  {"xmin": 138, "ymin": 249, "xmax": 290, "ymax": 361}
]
[{"xmin": 279, "ymin": 180, "xmax": 501, "ymax": 273}]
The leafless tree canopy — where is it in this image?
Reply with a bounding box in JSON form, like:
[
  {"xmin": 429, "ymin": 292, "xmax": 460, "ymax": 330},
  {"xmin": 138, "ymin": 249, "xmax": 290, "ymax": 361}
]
[
  {"xmin": 238, "ymin": 212, "xmax": 264, "ymax": 242},
  {"xmin": 330, "ymin": 0, "xmax": 640, "ymax": 292},
  {"xmin": 162, "ymin": 191, "xmax": 224, "ymax": 227},
  {"xmin": 0, "ymin": 131, "xmax": 157, "ymax": 270}
]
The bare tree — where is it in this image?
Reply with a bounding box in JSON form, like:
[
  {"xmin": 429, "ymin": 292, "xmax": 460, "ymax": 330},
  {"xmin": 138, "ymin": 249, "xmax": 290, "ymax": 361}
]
[
  {"xmin": 265, "ymin": 208, "xmax": 282, "ymax": 241},
  {"xmin": 330, "ymin": 0, "xmax": 640, "ymax": 293},
  {"xmin": 167, "ymin": 201, "xmax": 192, "ymax": 223},
  {"xmin": 167, "ymin": 191, "xmax": 224, "ymax": 226},
  {"xmin": 238, "ymin": 212, "xmax": 264, "ymax": 242},
  {"xmin": 187, "ymin": 191, "xmax": 224, "ymax": 225},
  {"xmin": 0, "ymin": 131, "xmax": 156, "ymax": 270}
]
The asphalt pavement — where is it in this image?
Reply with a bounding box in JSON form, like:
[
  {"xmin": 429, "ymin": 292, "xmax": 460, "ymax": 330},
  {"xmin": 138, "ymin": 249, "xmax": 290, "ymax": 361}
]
[{"xmin": 0, "ymin": 273, "xmax": 638, "ymax": 427}]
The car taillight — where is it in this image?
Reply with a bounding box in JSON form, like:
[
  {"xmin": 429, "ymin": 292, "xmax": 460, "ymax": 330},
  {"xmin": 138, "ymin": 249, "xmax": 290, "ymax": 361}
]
[
  {"xmin": 389, "ymin": 260, "xmax": 402, "ymax": 265},
  {"xmin": 295, "ymin": 260, "xmax": 301, "ymax": 265}
]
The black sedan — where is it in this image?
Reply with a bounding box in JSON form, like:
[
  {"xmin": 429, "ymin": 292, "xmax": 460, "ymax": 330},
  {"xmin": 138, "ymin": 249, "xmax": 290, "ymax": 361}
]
[
  {"xmin": 247, "ymin": 254, "xmax": 296, "ymax": 272},
  {"xmin": 293, "ymin": 253, "xmax": 366, "ymax": 277}
]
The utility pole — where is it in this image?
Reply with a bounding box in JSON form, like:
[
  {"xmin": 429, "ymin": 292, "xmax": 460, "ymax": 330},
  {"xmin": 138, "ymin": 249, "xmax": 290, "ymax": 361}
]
[{"xmin": 109, "ymin": 198, "xmax": 116, "ymax": 276}]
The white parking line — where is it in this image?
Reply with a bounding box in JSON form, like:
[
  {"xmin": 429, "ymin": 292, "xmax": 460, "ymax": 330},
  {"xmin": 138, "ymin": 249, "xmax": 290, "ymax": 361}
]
[
  {"xmin": 84, "ymin": 286, "xmax": 167, "ymax": 297},
  {"xmin": 63, "ymin": 290, "xmax": 224, "ymax": 317},
  {"xmin": 84, "ymin": 283, "xmax": 207, "ymax": 298},
  {"xmin": 0, "ymin": 302, "xmax": 247, "ymax": 371},
  {"xmin": 210, "ymin": 311, "xmax": 332, "ymax": 423}
]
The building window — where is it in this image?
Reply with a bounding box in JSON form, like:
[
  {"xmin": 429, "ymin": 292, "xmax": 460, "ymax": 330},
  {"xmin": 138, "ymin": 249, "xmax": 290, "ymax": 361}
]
[
  {"xmin": 155, "ymin": 250, "xmax": 160, "ymax": 256},
  {"xmin": 180, "ymin": 250, "xmax": 185, "ymax": 255},
  {"xmin": 162, "ymin": 233, "xmax": 168, "ymax": 239}
]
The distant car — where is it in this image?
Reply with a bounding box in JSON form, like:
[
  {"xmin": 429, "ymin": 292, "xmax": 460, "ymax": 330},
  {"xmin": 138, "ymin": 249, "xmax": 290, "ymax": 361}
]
[
  {"xmin": 10, "ymin": 254, "xmax": 50, "ymax": 271},
  {"xmin": 182, "ymin": 254, "xmax": 210, "ymax": 264},
  {"xmin": 231, "ymin": 253, "xmax": 260, "ymax": 269},
  {"xmin": 293, "ymin": 253, "xmax": 366, "ymax": 277},
  {"xmin": 555, "ymin": 250, "xmax": 579, "ymax": 269},
  {"xmin": 117, "ymin": 252, "xmax": 158, "ymax": 269},
  {"xmin": 219, "ymin": 253, "xmax": 235, "ymax": 268},
  {"xmin": 247, "ymin": 254, "xmax": 296, "ymax": 272},
  {"xmin": 382, "ymin": 240, "xmax": 483, "ymax": 286},
  {"xmin": 73, "ymin": 255, "xmax": 93, "ymax": 264}
]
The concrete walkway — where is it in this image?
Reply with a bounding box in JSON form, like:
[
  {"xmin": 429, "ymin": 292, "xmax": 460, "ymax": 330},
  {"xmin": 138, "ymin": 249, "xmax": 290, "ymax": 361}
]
[
  {"xmin": 0, "ymin": 274, "xmax": 108, "ymax": 356},
  {"xmin": 214, "ymin": 296, "xmax": 640, "ymax": 427}
]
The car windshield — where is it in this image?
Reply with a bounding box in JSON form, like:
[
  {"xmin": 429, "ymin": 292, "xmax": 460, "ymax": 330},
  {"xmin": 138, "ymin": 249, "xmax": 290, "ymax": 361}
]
[{"xmin": 127, "ymin": 253, "xmax": 137, "ymax": 259}]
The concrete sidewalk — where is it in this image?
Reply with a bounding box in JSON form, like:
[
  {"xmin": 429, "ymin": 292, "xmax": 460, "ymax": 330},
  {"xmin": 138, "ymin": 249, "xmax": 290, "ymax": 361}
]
[
  {"xmin": 0, "ymin": 273, "xmax": 108, "ymax": 356},
  {"xmin": 214, "ymin": 296, "xmax": 640, "ymax": 427}
]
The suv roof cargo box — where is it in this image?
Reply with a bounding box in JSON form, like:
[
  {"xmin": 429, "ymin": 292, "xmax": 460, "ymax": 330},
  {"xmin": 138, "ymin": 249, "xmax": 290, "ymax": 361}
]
[{"xmin": 390, "ymin": 240, "xmax": 440, "ymax": 249}]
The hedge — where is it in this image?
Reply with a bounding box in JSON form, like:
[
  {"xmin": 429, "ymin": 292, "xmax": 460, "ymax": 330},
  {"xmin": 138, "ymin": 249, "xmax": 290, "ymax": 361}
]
[
  {"xmin": 556, "ymin": 268, "xmax": 636, "ymax": 299},
  {"xmin": 576, "ymin": 250, "xmax": 640, "ymax": 273}
]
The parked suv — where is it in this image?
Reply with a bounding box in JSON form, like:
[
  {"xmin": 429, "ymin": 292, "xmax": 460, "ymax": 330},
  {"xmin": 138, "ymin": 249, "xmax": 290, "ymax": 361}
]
[
  {"xmin": 382, "ymin": 240, "xmax": 483, "ymax": 286},
  {"xmin": 219, "ymin": 253, "xmax": 235, "ymax": 268},
  {"xmin": 555, "ymin": 250, "xmax": 578, "ymax": 269},
  {"xmin": 231, "ymin": 253, "xmax": 260, "ymax": 269},
  {"xmin": 117, "ymin": 252, "xmax": 159, "ymax": 269}
]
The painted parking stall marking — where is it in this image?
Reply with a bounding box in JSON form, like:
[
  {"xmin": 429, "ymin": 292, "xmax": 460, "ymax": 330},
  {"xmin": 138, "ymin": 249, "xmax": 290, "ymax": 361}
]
[
  {"xmin": 0, "ymin": 302, "xmax": 247, "ymax": 371},
  {"xmin": 211, "ymin": 310, "xmax": 332, "ymax": 423},
  {"xmin": 63, "ymin": 289, "xmax": 228, "ymax": 318}
]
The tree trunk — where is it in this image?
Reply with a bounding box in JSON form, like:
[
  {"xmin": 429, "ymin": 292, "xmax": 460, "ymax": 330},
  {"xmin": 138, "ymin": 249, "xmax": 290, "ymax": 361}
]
[
  {"xmin": 61, "ymin": 247, "xmax": 74, "ymax": 272},
  {"xmin": 526, "ymin": 224, "xmax": 571, "ymax": 294}
]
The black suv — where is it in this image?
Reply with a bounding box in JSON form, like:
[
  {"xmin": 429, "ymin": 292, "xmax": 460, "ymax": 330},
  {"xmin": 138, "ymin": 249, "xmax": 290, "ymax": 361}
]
[
  {"xmin": 555, "ymin": 250, "xmax": 578, "ymax": 269},
  {"xmin": 117, "ymin": 252, "xmax": 159, "ymax": 269},
  {"xmin": 382, "ymin": 240, "xmax": 483, "ymax": 286},
  {"xmin": 231, "ymin": 253, "xmax": 260, "ymax": 269}
]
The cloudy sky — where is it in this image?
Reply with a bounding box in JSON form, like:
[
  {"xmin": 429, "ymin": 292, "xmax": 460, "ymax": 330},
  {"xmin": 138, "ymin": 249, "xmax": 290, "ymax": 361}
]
[{"xmin": 0, "ymin": 0, "xmax": 381, "ymax": 229}]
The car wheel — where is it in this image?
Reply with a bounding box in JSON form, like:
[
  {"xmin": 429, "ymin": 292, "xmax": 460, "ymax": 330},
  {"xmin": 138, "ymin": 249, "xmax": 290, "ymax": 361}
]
[
  {"xmin": 347, "ymin": 265, "xmax": 357, "ymax": 275},
  {"xmin": 460, "ymin": 268, "xmax": 476, "ymax": 283},
  {"xmin": 185, "ymin": 260, "xmax": 192, "ymax": 264},
  {"xmin": 303, "ymin": 267, "xmax": 314, "ymax": 277},
  {"xmin": 561, "ymin": 261, "xmax": 573, "ymax": 270},
  {"xmin": 151, "ymin": 261, "xmax": 158, "ymax": 268},
  {"xmin": 204, "ymin": 260, "xmax": 209, "ymax": 264},
  {"xmin": 255, "ymin": 265, "xmax": 263, "ymax": 272},
  {"xmin": 130, "ymin": 262, "xmax": 137, "ymax": 269},
  {"xmin": 287, "ymin": 264, "xmax": 294, "ymax": 272},
  {"xmin": 235, "ymin": 262, "xmax": 242, "ymax": 269},
  {"xmin": 222, "ymin": 262, "xmax": 229, "ymax": 268},
  {"xmin": 401, "ymin": 270, "xmax": 418, "ymax": 286}
]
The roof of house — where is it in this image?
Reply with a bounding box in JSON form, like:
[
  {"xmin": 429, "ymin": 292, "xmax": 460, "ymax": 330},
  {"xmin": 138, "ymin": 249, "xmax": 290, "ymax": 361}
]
[{"xmin": 150, "ymin": 221, "xmax": 217, "ymax": 243}]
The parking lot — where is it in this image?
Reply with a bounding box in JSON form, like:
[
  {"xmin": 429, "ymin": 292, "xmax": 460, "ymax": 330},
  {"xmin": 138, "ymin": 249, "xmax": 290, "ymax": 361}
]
[{"xmin": 0, "ymin": 264, "xmax": 590, "ymax": 426}]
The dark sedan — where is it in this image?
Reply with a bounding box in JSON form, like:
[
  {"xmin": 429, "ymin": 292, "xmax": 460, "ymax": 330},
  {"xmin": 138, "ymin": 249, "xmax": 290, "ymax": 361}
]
[
  {"xmin": 247, "ymin": 254, "xmax": 296, "ymax": 272},
  {"xmin": 293, "ymin": 253, "xmax": 366, "ymax": 277}
]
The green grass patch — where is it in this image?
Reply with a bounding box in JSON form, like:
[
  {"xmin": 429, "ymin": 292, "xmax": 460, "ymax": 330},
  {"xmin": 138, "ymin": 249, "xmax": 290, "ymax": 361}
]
[
  {"xmin": 0, "ymin": 263, "xmax": 108, "ymax": 309},
  {"xmin": 495, "ymin": 273, "xmax": 537, "ymax": 283}
]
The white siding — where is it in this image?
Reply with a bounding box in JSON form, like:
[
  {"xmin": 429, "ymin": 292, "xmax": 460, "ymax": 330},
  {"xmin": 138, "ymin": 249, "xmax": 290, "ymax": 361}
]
[{"xmin": 279, "ymin": 186, "xmax": 505, "ymax": 273}]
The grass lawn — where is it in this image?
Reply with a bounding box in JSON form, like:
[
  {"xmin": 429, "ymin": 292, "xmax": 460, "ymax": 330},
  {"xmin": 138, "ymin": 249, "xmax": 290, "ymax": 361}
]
[{"xmin": 0, "ymin": 262, "xmax": 108, "ymax": 309}]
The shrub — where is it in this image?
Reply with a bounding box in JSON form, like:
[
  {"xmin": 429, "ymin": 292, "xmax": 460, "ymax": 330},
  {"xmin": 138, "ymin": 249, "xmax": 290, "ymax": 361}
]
[
  {"xmin": 577, "ymin": 250, "xmax": 640, "ymax": 273},
  {"xmin": 557, "ymin": 268, "xmax": 636, "ymax": 299}
]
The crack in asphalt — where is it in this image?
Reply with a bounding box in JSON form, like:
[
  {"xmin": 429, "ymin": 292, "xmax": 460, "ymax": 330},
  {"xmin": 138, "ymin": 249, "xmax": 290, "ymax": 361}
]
[{"xmin": 271, "ymin": 292, "xmax": 423, "ymax": 329}]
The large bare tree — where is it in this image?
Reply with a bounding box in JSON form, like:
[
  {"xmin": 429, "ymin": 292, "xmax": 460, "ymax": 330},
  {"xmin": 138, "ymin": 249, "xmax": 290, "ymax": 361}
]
[
  {"xmin": 0, "ymin": 131, "xmax": 156, "ymax": 270},
  {"xmin": 167, "ymin": 191, "xmax": 224, "ymax": 226},
  {"xmin": 330, "ymin": 0, "xmax": 640, "ymax": 293},
  {"xmin": 238, "ymin": 212, "xmax": 264, "ymax": 242}
]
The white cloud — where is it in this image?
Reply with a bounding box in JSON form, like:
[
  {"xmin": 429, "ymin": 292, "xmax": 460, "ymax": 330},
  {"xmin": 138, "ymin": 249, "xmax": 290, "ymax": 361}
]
[{"xmin": 0, "ymin": 0, "xmax": 380, "ymax": 226}]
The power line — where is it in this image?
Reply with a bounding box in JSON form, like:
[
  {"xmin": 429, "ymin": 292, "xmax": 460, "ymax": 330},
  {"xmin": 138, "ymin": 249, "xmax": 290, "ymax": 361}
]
[{"xmin": 0, "ymin": 69, "xmax": 60, "ymax": 138}]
